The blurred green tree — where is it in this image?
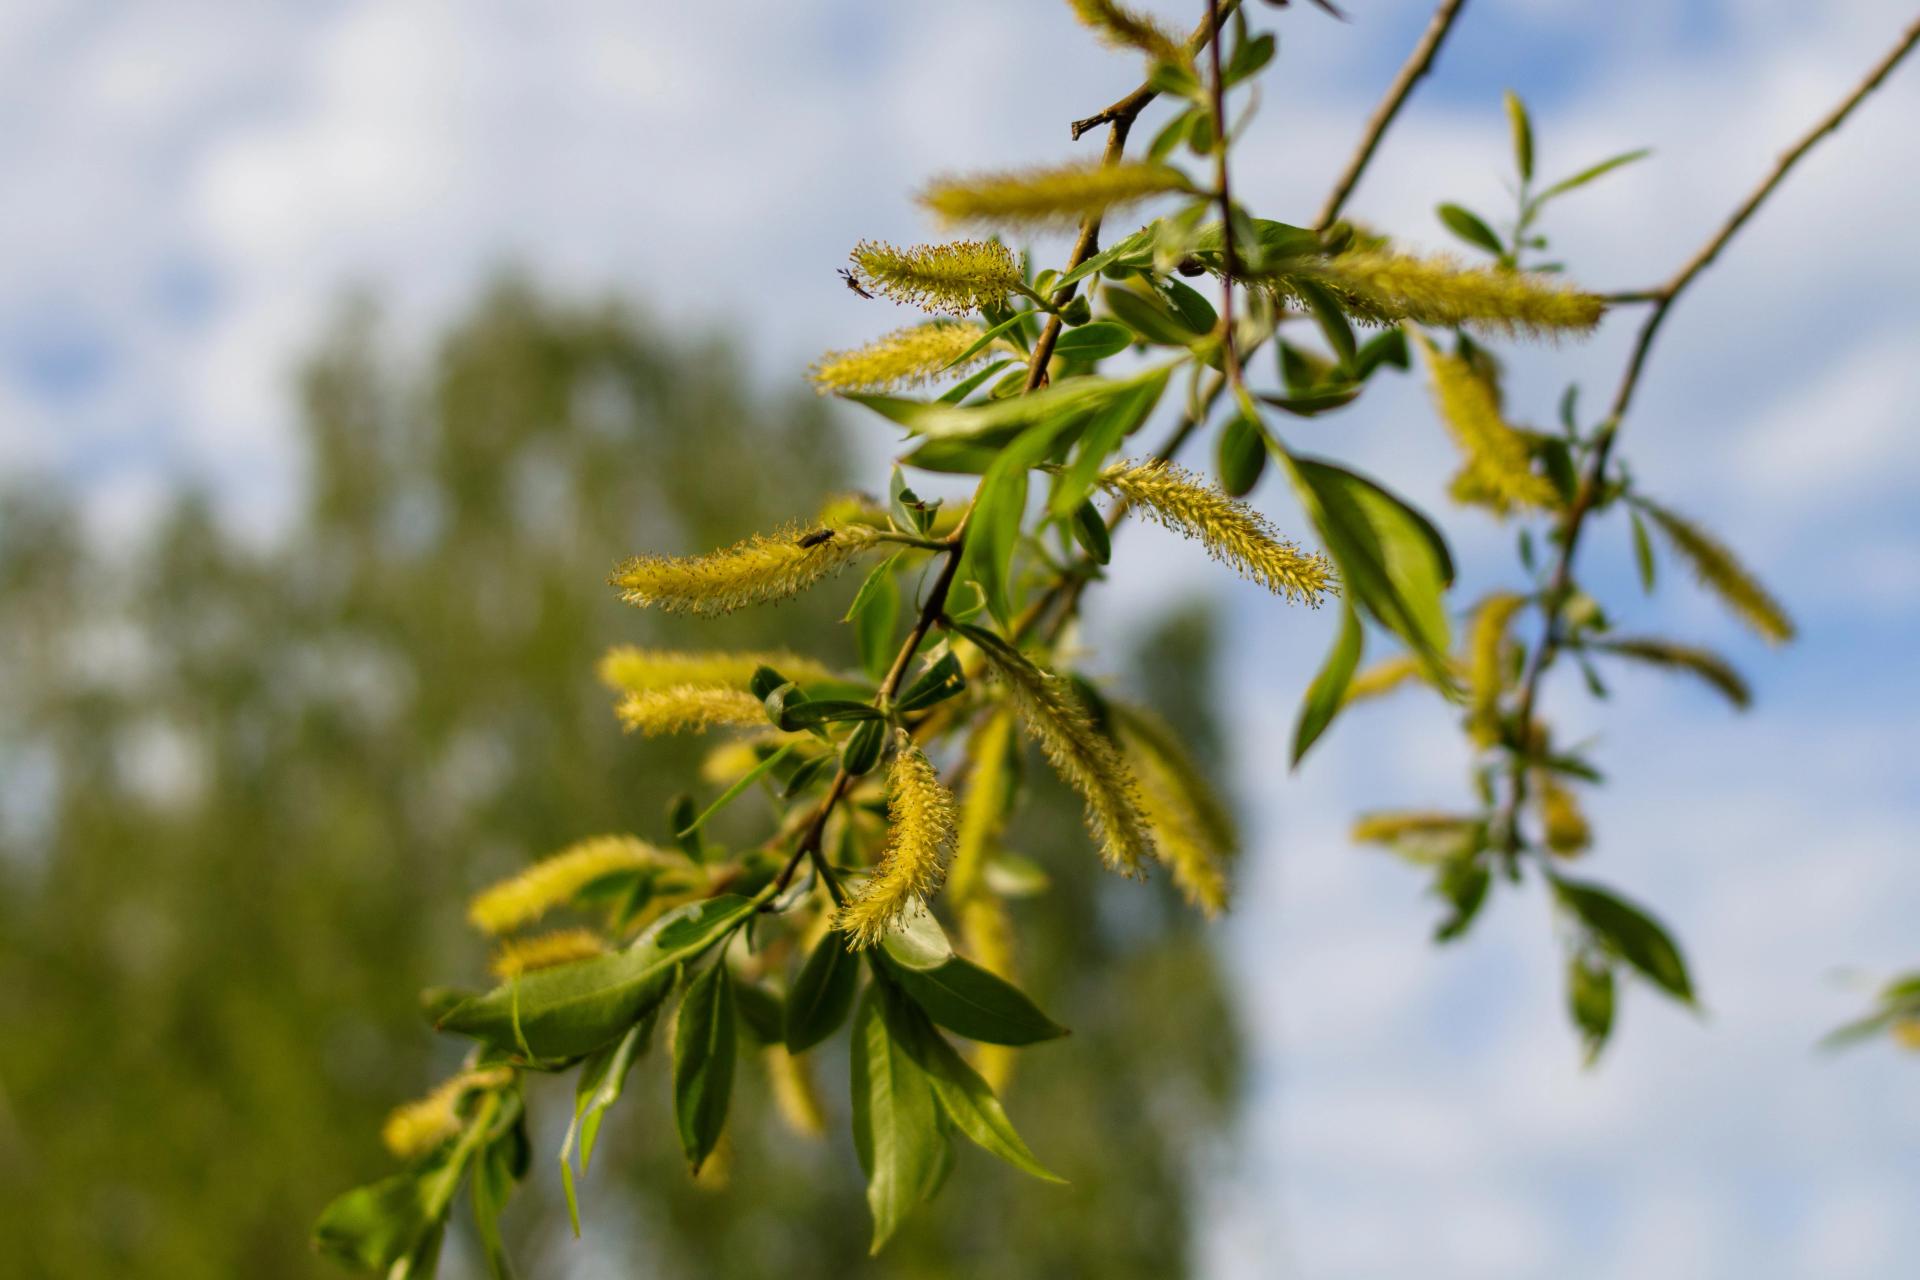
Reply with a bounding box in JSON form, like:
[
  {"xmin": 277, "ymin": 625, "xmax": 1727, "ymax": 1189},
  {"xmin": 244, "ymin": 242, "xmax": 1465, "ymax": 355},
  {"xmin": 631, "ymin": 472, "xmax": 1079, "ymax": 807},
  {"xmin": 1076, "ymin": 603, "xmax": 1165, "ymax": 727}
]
[{"xmin": 0, "ymin": 279, "xmax": 1236, "ymax": 1278}]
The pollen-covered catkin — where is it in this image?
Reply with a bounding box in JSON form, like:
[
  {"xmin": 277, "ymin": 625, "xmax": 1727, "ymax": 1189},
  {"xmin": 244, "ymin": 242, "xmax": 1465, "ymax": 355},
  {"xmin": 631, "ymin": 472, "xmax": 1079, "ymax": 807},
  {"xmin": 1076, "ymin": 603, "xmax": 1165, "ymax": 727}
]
[
  {"xmin": 1278, "ymin": 250, "xmax": 1605, "ymax": 338},
  {"xmin": 920, "ymin": 161, "xmax": 1190, "ymax": 231},
  {"xmin": 489, "ymin": 928, "xmax": 608, "ymax": 979},
  {"xmin": 612, "ymin": 522, "xmax": 882, "ymax": 615},
  {"xmin": 614, "ymin": 686, "xmax": 766, "ymax": 736},
  {"xmin": 380, "ymin": 1068, "xmax": 514, "ymax": 1161},
  {"xmin": 1114, "ymin": 705, "xmax": 1236, "ymax": 916},
  {"xmin": 808, "ymin": 322, "xmax": 1003, "ymax": 395},
  {"xmin": 597, "ymin": 647, "xmax": 833, "ymax": 696},
  {"xmin": 836, "ymin": 732, "xmax": 957, "ymax": 948},
  {"xmin": 966, "ymin": 628, "xmax": 1156, "ymax": 876},
  {"xmin": 468, "ymin": 834, "xmax": 665, "ymax": 935},
  {"xmin": 1099, "ymin": 460, "xmax": 1336, "ymax": 604},
  {"xmin": 847, "ymin": 240, "xmax": 1023, "ymax": 315},
  {"xmin": 1416, "ymin": 333, "xmax": 1559, "ymax": 513}
]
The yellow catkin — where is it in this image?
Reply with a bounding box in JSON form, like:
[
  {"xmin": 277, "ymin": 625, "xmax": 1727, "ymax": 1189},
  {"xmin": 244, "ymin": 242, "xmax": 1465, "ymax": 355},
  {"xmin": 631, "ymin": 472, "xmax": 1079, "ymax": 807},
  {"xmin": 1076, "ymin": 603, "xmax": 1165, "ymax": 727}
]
[
  {"xmin": 1281, "ymin": 250, "xmax": 1605, "ymax": 338},
  {"xmin": 968, "ymin": 630, "xmax": 1156, "ymax": 876},
  {"xmin": 1538, "ymin": 778, "xmax": 1592, "ymax": 857},
  {"xmin": 1892, "ymin": 1016, "xmax": 1920, "ymax": 1052},
  {"xmin": 765, "ymin": 1046, "xmax": 828, "ymax": 1138},
  {"xmin": 1351, "ymin": 811, "xmax": 1479, "ymax": 845},
  {"xmin": 612, "ymin": 521, "xmax": 882, "ymax": 616},
  {"xmin": 1343, "ymin": 652, "xmax": 1427, "ymax": 705},
  {"xmin": 614, "ymin": 686, "xmax": 767, "ymax": 737},
  {"xmin": 1067, "ymin": 0, "xmax": 1187, "ymax": 66},
  {"xmin": 946, "ymin": 708, "xmax": 1017, "ymax": 904},
  {"xmin": 1595, "ymin": 637, "xmax": 1752, "ymax": 709},
  {"xmin": 1099, "ymin": 460, "xmax": 1336, "ymax": 605},
  {"xmin": 921, "ymin": 161, "xmax": 1191, "ymax": 231},
  {"xmin": 597, "ymin": 647, "xmax": 832, "ymax": 697},
  {"xmin": 848, "ymin": 239, "xmax": 1022, "ymax": 315},
  {"xmin": 1634, "ymin": 498, "xmax": 1795, "ymax": 644},
  {"xmin": 1465, "ymin": 593, "xmax": 1528, "ymax": 747},
  {"xmin": 1113, "ymin": 705, "xmax": 1236, "ymax": 917},
  {"xmin": 808, "ymin": 322, "xmax": 1004, "ymax": 395},
  {"xmin": 468, "ymin": 834, "xmax": 664, "ymax": 935},
  {"xmin": 1417, "ymin": 333, "xmax": 1560, "ymax": 513},
  {"xmin": 836, "ymin": 733, "xmax": 958, "ymax": 948},
  {"xmin": 489, "ymin": 927, "xmax": 608, "ymax": 979},
  {"xmin": 959, "ymin": 895, "xmax": 1019, "ymax": 1094},
  {"xmin": 380, "ymin": 1068, "xmax": 514, "ymax": 1161}
]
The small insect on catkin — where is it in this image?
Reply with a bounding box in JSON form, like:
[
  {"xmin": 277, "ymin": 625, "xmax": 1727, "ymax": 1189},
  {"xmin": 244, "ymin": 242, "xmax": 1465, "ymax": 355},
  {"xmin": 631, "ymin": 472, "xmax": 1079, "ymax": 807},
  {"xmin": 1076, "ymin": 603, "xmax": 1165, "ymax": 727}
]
[
  {"xmin": 1280, "ymin": 250, "xmax": 1605, "ymax": 339},
  {"xmin": 615, "ymin": 686, "xmax": 767, "ymax": 737},
  {"xmin": 836, "ymin": 732, "xmax": 957, "ymax": 948},
  {"xmin": 965, "ymin": 628, "xmax": 1157, "ymax": 876},
  {"xmin": 612, "ymin": 522, "xmax": 882, "ymax": 616},
  {"xmin": 920, "ymin": 160, "xmax": 1191, "ymax": 231},
  {"xmin": 847, "ymin": 240, "xmax": 1024, "ymax": 315},
  {"xmin": 1098, "ymin": 460, "xmax": 1337, "ymax": 605},
  {"xmin": 468, "ymin": 834, "xmax": 666, "ymax": 935},
  {"xmin": 808, "ymin": 322, "xmax": 1004, "ymax": 396}
]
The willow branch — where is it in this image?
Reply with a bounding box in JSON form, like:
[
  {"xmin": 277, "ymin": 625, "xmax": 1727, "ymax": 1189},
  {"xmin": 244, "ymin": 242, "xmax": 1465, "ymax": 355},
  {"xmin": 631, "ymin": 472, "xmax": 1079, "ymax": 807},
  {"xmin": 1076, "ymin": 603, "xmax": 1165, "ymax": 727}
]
[
  {"xmin": 1500, "ymin": 14, "xmax": 1920, "ymax": 855},
  {"xmin": 1312, "ymin": 0, "xmax": 1469, "ymax": 229}
]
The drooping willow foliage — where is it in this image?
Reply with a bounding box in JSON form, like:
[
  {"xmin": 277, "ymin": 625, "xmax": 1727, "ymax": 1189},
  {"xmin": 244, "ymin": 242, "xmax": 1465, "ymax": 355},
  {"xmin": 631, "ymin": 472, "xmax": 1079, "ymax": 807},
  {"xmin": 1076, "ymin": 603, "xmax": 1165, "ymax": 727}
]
[{"xmin": 315, "ymin": 2, "xmax": 1920, "ymax": 1272}]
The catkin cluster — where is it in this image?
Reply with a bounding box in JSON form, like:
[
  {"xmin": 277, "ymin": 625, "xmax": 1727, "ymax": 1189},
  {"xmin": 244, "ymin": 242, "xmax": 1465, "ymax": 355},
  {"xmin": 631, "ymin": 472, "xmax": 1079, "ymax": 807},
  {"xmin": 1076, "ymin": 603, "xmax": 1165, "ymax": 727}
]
[{"xmin": 1099, "ymin": 460, "xmax": 1337, "ymax": 604}]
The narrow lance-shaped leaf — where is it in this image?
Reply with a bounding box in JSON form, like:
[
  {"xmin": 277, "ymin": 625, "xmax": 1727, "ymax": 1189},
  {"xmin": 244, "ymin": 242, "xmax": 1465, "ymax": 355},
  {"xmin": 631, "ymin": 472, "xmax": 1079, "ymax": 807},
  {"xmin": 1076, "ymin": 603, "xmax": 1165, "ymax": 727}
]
[
  {"xmin": 1292, "ymin": 600, "xmax": 1363, "ymax": 767},
  {"xmin": 850, "ymin": 987, "xmax": 947, "ymax": 1254},
  {"xmin": 673, "ymin": 957, "xmax": 738, "ymax": 1174}
]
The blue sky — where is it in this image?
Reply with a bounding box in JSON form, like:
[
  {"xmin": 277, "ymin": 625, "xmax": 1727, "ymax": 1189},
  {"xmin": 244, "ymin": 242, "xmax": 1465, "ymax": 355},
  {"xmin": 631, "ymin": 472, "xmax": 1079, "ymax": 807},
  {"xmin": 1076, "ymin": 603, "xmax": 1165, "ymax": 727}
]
[{"xmin": 6, "ymin": 2, "xmax": 1919, "ymax": 1276}]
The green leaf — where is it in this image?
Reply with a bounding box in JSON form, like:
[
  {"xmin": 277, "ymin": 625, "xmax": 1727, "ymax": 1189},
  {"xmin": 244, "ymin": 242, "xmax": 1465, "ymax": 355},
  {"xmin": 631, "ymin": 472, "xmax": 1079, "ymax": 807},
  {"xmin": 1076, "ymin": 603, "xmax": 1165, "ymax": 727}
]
[
  {"xmin": 776, "ymin": 699, "xmax": 886, "ymax": 730},
  {"xmin": 1291, "ymin": 276, "xmax": 1356, "ymax": 368},
  {"xmin": 471, "ymin": 1121, "xmax": 523, "ymax": 1279},
  {"xmin": 677, "ymin": 743, "xmax": 795, "ymax": 840},
  {"xmin": 897, "ymin": 652, "xmax": 967, "ymax": 713},
  {"xmin": 1537, "ymin": 149, "xmax": 1651, "ymax": 203},
  {"xmin": 733, "ymin": 981, "xmax": 784, "ymax": 1044},
  {"xmin": 1104, "ymin": 285, "xmax": 1202, "ymax": 345},
  {"xmin": 1504, "ymin": 90, "xmax": 1534, "ymax": 182},
  {"xmin": 673, "ymin": 958, "xmax": 737, "ymax": 1173},
  {"xmin": 1569, "ymin": 952, "xmax": 1615, "ymax": 1066},
  {"xmin": 841, "ymin": 718, "xmax": 889, "ymax": 776},
  {"xmin": 881, "ymin": 987, "xmax": 1065, "ymax": 1183},
  {"xmin": 1055, "ymin": 224, "xmax": 1157, "ymax": 291},
  {"xmin": 938, "ymin": 311, "xmax": 1029, "ymax": 372},
  {"xmin": 558, "ymin": 1012, "xmax": 656, "ymax": 1234},
  {"xmin": 960, "ymin": 416, "xmax": 1072, "ymax": 627},
  {"xmin": 1434, "ymin": 856, "xmax": 1491, "ymax": 942},
  {"xmin": 1820, "ymin": 1008, "xmax": 1900, "ymax": 1052},
  {"xmin": 1070, "ymin": 500, "xmax": 1111, "ymax": 565},
  {"xmin": 850, "ymin": 987, "xmax": 946, "ymax": 1255},
  {"xmin": 1224, "ymin": 30, "xmax": 1276, "ymax": 85},
  {"xmin": 881, "ymin": 944, "xmax": 1068, "ymax": 1046},
  {"xmin": 937, "ymin": 358, "xmax": 1015, "ymax": 405},
  {"xmin": 1052, "ymin": 364, "xmax": 1170, "ymax": 516},
  {"xmin": 1217, "ymin": 413, "xmax": 1266, "ymax": 497},
  {"xmin": 786, "ymin": 929, "xmax": 861, "ymax": 1052},
  {"xmin": 1150, "ymin": 276, "xmax": 1218, "ymax": 334},
  {"xmin": 1051, "ymin": 321, "xmax": 1135, "ymax": 361},
  {"xmin": 1352, "ymin": 327, "xmax": 1409, "ymax": 380},
  {"xmin": 1278, "ymin": 450, "xmax": 1455, "ymax": 685},
  {"xmin": 1436, "ymin": 203, "xmax": 1505, "ymax": 257},
  {"xmin": 313, "ymin": 1172, "xmax": 437, "ymax": 1271},
  {"xmin": 848, "ymin": 557, "xmax": 902, "ymax": 680},
  {"xmin": 1292, "ymin": 601, "xmax": 1362, "ymax": 767},
  {"xmin": 438, "ymin": 896, "xmax": 755, "ymax": 1059},
  {"xmin": 1552, "ymin": 876, "xmax": 1695, "ymax": 1005},
  {"xmin": 1258, "ymin": 386, "xmax": 1361, "ymax": 417},
  {"xmin": 1629, "ymin": 509, "xmax": 1656, "ymax": 594}
]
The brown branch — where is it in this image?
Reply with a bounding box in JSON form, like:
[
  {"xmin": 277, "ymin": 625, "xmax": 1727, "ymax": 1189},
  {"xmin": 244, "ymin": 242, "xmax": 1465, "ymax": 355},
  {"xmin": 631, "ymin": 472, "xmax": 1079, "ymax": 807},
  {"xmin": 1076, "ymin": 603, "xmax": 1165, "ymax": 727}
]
[
  {"xmin": 1068, "ymin": 1, "xmax": 1242, "ymax": 140},
  {"xmin": 1204, "ymin": 0, "xmax": 1246, "ymax": 399},
  {"xmin": 1499, "ymin": 14, "xmax": 1920, "ymax": 855},
  {"xmin": 1312, "ymin": 0, "xmax": 1469, "ymax": 230}
]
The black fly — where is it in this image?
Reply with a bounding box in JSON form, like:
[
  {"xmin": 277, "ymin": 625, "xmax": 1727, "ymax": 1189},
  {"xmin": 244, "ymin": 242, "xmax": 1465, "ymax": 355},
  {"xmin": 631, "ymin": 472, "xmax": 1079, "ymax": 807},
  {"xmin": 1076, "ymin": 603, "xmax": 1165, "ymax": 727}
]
[
  {"xmin": 796, "ymin": 529, "xmax": 836, "ymax": 549},
  {"xmin": 837, "ymin": 268, "xmax": 874, "ymax": 300}
]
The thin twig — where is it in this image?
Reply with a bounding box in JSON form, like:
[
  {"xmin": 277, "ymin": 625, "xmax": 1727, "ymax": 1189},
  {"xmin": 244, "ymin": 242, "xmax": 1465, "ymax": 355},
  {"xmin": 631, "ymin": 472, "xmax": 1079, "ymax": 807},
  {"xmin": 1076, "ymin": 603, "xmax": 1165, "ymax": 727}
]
[
  {"xmin": 1204, "ymin": 0, "xmax": 1246, "ymax": 399},
  {"xmin": 1312, "ymin": 0, "xmax": 1469, "ymax": 229},
  {"xmin": 1499, "ymin": 14, "xmax": 1920, "ymax": 855}
]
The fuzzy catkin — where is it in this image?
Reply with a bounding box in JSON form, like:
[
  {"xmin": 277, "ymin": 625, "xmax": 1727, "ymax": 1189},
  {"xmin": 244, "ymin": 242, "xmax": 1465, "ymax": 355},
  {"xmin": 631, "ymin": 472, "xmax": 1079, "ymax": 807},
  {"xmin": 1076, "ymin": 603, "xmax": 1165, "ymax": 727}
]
[
  {"xmin": 847, "ymin": 240, "xmax": 1022, "ymax": 315},
  {"xmin": 967, "ymin": 630, "xmax": 1156, "ymax": 876},
  {"xmin": 1115, "ymin": 705, "xmax": 1236, "ymax": 916},
  {"xmin": 808, "ymin": 322, "xmax": 1002, "ymax": 395},
  {"xmin": 920, "ymin": 161, "xmax": 1190, "ymax": 231},
  {"xmin": 615, "ymin": 686, "xmax": 767, "ymax": 736},
  {"xmin": 1417, "ymin": 334, "xmax": 1559, "ymax": 513},
  {"xmin": 1276, "ymin": 250, "xmax": 1605, "ymax": 338},
  {"xmin": 598, "ymin": 647, "xmax": 832, "ymax": 696},
  {"xmin": 612, "ymin": 522, "xmax": 882, "ymax": 616},
  {"xmin": 380, "ymin": 1068, "xmax": 513, "ymax": 1160},
  {"xmin": 468, "ymin": 835, "xmax": 664, "ymax": 935},
  {"xmin": 1633, "ymin": 498, "xmax": 1795, "ymax": 644},
  {"xmin": 489, "ymin": 928, "xmax": 608, "ymax": 979},
  {"xmin": 836, "ymin": 732, "xmax": 957, "ymax": 948},
  {"xmin": 1067, "ymin": 0, "xmax": 1187, "ymax": 66},
  {"xmin": 1099, "ymin": 460, "xmax": 1336, "ymax": 604}
]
